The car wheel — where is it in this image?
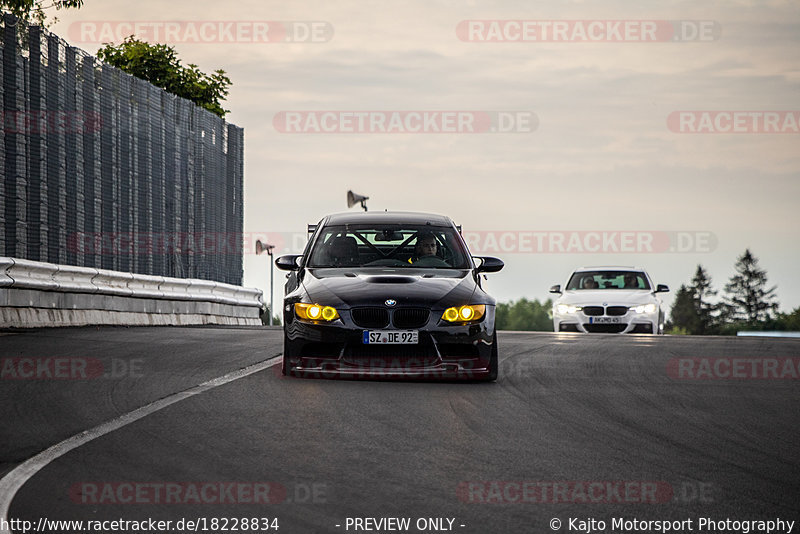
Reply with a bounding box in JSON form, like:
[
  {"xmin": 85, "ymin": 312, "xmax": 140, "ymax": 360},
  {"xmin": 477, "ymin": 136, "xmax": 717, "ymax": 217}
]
[
  {"xmin": 483, "ymin": 335, "xmax": 498, "ymax": 382},
  {"xmin": 281, "ymin": 334, "xmax": 291, "ymax": 376}
]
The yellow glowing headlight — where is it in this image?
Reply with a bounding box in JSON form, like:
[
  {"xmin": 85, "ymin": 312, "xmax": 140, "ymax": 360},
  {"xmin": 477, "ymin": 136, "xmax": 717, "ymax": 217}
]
[
  {"xmin": 442, "ymin": 304, "xmax": 486, "ymax": 324},
  {"xmin": 294, "ymin": 303, "xmax": 340, "ymax": 322}
]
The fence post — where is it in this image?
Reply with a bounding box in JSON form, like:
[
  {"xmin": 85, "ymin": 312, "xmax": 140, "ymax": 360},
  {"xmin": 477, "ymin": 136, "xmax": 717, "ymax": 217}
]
[{"xmin": 3, "ymin": 14, "xmax": 21, "ymax": 259}]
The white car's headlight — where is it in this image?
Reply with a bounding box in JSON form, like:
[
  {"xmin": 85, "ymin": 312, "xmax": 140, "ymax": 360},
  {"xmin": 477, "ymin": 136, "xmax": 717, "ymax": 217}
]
[
  {"xmin": 556, "ymin": 304, "xmax": 583, "ymax": 314},
  {"xmin": 630, "ymin": 303, "xmax": 657, "ymax": 314}
]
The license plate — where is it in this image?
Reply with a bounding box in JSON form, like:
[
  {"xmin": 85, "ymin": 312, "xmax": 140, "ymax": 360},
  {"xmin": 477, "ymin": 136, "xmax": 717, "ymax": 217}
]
[
  {"xmin": 590, "ymin": 317, "xmax": 622, "ymax": 324},
  {"xmin": 363, "ymin": 330, "xmax": 419, "ymax": 344}
]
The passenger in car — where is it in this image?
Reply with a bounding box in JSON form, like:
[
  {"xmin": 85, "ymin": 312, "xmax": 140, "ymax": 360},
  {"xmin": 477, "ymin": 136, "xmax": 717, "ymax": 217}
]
[{"xmin": 327, "ymin": 236, "xmax": 360, "ymax": 267}]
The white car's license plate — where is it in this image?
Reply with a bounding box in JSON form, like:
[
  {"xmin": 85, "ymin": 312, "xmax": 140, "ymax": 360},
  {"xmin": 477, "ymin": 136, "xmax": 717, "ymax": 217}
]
[
  {"xmin": 363, "ymin": 330, "xmax": 419, "ymax": 344},
  {"xmin": 590, "ymin": 317, "xmax": 622, "ymax": 324}
]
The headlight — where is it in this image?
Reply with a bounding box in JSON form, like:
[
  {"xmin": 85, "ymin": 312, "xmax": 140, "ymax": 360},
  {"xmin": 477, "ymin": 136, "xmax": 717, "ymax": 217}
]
[
  {"xmin": 294, "ymin": 303, "xmax": 340, "ymax": 322},
  {"xmin": 442, "ymin": 304, "xmax": 486, "ymax": 324},
  {"xmin": 630, "ymin": 303, "xmax": 657, "ymax": 314},
  {"xmin": 556, "ymin": 304, "xmax": 583, "ymax": 314}
]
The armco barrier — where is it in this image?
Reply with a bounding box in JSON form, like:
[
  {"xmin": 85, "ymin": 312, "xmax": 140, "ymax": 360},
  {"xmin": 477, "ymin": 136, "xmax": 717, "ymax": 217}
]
[
  {"xmin": 5, "ymin": 258, "xmax": 59, "ymax": 291},
  {"xmin": 0, "ymin": 257, "xmax": 263, "ymax": 328},
  {"xmin": 159, "ymin": 278, "xmax": 192, "ymax": 301},
  {"xmin": 54, "ymin": 264, "xmax": 99, "ymax": 294},
  {"xmin": 0, "ymin": 258, "xmax": 13, "ymax": 288},
  {"xmin": 92, "ymin": 269, "xmax": 135, "ymax": 297}
]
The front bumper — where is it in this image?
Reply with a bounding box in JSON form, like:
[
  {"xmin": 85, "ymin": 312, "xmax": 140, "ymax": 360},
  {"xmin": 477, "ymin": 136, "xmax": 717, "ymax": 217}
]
[
  {"xmin": 553, "ymin": 310, "xmax": 658, "ymax": 334},
  {"xmin": 283, "ymin": 308, "xmax": 495, "ymax": 379}
]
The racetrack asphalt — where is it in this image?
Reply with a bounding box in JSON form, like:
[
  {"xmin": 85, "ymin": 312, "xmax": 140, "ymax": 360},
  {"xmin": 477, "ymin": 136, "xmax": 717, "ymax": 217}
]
[{"xmin": 1, "ymin": 327, "xmax": 798, "ymax": 533}]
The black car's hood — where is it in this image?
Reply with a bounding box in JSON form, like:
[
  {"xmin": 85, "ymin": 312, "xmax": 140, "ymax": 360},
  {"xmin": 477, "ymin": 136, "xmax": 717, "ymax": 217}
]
[{"xmin": 301, "ymin": 268, "xmax": 480, "ymax": 309}]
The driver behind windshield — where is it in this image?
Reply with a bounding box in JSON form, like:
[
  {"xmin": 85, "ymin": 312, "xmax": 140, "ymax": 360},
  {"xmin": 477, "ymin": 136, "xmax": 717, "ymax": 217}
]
[
  {"xmin": 624, "ymin": 273, "xmax": 639, "ymax": 289},
  {"xmin": 308, "ymin": 226, "xmax": 468, "ymax": 268},
  {"xmin": 412, "ymin": 232, "xmax": 439, "ymax": 262}
]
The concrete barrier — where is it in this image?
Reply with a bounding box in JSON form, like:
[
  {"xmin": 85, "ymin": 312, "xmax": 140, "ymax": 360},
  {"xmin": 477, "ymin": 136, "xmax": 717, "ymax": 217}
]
[{"xmin": 0, "ymin": 257, "xmax": 263, "ymax": 328}]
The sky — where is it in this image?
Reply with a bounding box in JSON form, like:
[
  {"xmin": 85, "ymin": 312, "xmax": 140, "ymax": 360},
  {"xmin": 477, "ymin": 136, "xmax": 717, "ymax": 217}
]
[{"xmin": 50, "ymin": 0, "xmax": 800, "ymax": 317}]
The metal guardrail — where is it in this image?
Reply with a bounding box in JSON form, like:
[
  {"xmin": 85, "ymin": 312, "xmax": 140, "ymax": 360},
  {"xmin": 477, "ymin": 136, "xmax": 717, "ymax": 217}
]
[
  {"xmin": 0, "ymin": 257, "xmax": 262, "ymax": 309},
  {"xmin": 737, "ymin": 331, "xmax": 800, "ymax": 338}
]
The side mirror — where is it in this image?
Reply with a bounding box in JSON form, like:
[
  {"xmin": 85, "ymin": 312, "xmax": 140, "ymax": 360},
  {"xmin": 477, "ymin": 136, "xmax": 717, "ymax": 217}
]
[
  {"xmin": 549, "ymin": 284, "xmax": 562, "ymax": 294},
  {"xmin": 655, "ymin": 284, "xmax": 670, "ymax": 293},
  {"xmin": 474, "ymin": 256, "xmax": 504, "ymax": 274},
  {"xmin": 275, "ymin": 255, "xmax": 302, "ymax": 271}
]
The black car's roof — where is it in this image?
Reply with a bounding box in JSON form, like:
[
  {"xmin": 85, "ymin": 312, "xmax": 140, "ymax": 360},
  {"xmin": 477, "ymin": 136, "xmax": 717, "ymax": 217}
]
[{"xmin": 320, "ymin": 211, "xmax": 455, "ymax": 227}]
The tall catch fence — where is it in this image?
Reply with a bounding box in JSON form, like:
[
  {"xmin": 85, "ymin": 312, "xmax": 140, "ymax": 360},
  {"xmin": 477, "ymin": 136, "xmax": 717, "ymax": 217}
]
[{"xmin": 1, "ymin": 15, "xmax": 244, "ymax": 285}]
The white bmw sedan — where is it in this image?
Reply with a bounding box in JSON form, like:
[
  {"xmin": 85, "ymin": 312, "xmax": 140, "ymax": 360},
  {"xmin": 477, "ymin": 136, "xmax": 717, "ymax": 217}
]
[{"xmin": 550, "ymin": 267, "xmax": 669, "ymax": 334}]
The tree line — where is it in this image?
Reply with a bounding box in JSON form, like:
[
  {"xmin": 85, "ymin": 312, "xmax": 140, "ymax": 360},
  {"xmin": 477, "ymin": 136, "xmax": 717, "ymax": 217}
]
[
  {"xmin": 666, "ymin": 249, "xmax": 798, "ymax": 334},
  {"xmin": 495, "ymin": 249, "xmax": 799, "ymax": 334},
  {"xmin": 495, "ymin": 298, "xmax": 553, "ymax": 332}
]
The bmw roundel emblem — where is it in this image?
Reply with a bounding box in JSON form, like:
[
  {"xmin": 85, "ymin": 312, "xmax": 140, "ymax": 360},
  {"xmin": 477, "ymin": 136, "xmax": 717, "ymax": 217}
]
[{"xmin": 385, "ymin": 299, "xmax": 397, "ymax": 307}]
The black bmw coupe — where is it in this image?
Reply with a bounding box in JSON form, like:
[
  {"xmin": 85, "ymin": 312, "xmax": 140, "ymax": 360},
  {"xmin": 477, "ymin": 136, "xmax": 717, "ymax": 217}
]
[{"xmin": 276, "ymin": 211, "xmax": 504, "ymax": 380}]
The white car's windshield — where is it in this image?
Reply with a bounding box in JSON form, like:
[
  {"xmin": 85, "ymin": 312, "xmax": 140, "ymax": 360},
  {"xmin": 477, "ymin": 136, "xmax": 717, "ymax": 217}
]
[
  {"xmin": 308, "ymin": 225, "xmax": 471, "ymax": 269},
  {"xmin": 567, "ymin": 271, "xmax": 651, "ymax": 290}
]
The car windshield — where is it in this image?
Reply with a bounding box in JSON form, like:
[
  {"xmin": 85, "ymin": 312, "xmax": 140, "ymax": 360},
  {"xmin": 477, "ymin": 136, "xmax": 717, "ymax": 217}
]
[
  {"xmin": 307, "ymin": 224, "xmax": 472, "ymax": 269},
  {"xmin": 566, "ymin": 271, "xmax": 651, "ymax": 290}
]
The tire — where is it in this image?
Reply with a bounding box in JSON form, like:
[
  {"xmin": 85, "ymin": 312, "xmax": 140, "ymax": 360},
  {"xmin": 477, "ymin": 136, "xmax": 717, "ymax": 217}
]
[
  {"xmin": 281, "ymin": 334, "xmax": 291, "ymax": 376},
  {"xmin": 483, "ymin": 335, "xmax": 499, "ymax": 382}
]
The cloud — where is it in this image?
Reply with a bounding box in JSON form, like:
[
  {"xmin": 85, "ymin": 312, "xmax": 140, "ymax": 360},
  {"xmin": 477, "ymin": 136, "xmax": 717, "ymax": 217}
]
[{"xmin": 49, "ymin": 0, "xmax": 800, "ymax": 312}]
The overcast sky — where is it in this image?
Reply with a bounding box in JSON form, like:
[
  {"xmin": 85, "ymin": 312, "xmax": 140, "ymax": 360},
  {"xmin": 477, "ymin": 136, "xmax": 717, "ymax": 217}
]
[{"xmin": 52, "ymin": 0, "xmax": 800, "ymax": 316}]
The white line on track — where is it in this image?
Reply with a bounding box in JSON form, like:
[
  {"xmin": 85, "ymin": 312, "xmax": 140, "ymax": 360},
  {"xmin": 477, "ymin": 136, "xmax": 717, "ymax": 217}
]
[{"xmin": 0, "ymin": 355, "xmax": 282, "ymax": 533}]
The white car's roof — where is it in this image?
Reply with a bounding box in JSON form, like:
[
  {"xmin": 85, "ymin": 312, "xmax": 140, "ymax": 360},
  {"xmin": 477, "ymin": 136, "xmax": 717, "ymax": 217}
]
[{"xmin": 574, "ymin": 266, "xmax": 643, "ymax": 272}]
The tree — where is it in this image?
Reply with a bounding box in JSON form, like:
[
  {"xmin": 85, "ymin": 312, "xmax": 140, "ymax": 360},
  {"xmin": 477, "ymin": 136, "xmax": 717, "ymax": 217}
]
[
  {"xmin": 260, "ymin": 306, "xmax": 282, "ymax": 326},
  {"xmin": 96, "ymin": 37, "xmax": 231, "ymax": 118},
  {"xmin": 722, "ymin": 249, "xmax": 778, "ymax": 325},
  {"xmin": 496, "ymin": 298, "xmax": 552, "ymax": 331},
  {"xmin": 690, "ymin": 264, "xmax": 718, "ymax": 334},
  {"xmin": 667, "ymin": 284, "xmax": 700, "ymax": 334},
  {"xmin": 1, "ymin": 0, "xmax": 82, "ymax": 27},
  {"xmin": 775, "ymin": 307, "xmax": 800, "ymax": 331}
]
